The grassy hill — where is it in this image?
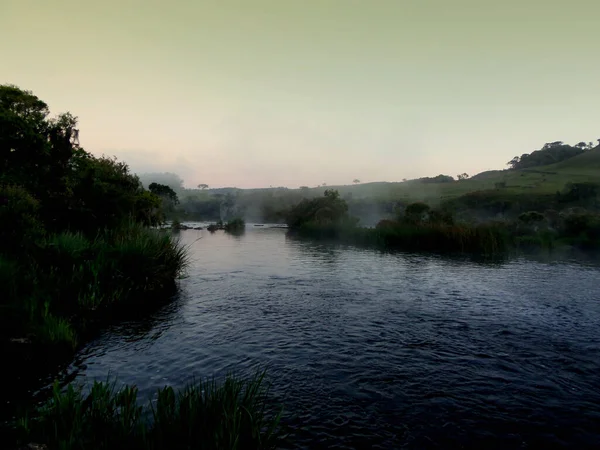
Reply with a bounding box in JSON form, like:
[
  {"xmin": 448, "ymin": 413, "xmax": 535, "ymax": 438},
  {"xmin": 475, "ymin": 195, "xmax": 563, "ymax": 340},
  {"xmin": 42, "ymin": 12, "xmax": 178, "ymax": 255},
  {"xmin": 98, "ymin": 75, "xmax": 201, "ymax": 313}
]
[
  {"xmin": 176, "ymin": 145, "xmax": 599, "ymax": 222},
  {"xmin": 546, "ymin": 145, "xmax": 600, "ymax": 173},
  {"xmin": 310, "ymin": 146, "xmax": 600, "ymax": 204}
]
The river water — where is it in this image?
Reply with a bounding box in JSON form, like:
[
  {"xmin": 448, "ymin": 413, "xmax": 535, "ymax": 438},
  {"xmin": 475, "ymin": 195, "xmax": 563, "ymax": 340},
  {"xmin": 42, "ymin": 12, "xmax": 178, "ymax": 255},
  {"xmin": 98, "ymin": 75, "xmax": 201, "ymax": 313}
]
[{"xmin": 61, "ymin": 225, "xmax": 600, "ymax": 449}]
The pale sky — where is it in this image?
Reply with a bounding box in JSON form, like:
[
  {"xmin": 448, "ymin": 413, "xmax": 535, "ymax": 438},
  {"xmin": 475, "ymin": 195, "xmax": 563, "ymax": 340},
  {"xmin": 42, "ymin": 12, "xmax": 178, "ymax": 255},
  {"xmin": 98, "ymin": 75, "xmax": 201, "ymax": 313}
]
[{"xmin": 2, "ymin": 0, "xmax": 599, "ymax": 188}]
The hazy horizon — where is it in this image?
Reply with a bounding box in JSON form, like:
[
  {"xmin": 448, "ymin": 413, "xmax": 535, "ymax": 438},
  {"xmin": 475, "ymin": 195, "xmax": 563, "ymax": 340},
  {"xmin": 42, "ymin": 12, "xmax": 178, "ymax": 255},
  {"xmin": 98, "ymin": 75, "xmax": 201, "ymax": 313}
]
[{"xmin": 2, "ymin": 0, "xmax": 599, "ymax": 189}]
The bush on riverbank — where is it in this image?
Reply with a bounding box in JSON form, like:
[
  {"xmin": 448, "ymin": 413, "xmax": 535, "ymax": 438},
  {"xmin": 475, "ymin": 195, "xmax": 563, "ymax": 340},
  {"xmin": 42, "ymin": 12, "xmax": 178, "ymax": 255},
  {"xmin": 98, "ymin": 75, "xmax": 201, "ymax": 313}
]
[
  {"xmin": 294, "ymin": 219, "xmax": 513, "ymax": 254},
  {"xmin": 0, "ymin": 85, "xmax": 187, "ymax": 353},
  {"xmin": 287, "ymin": 192, "xmax": 600, "ymax": 254},
  {"xmin": 1, "ymin": 224, "xmax": 187, "ymax": 351},
  {"xmin": 18, "ymin": 371, "xmax": 284, "ymax": 450}
]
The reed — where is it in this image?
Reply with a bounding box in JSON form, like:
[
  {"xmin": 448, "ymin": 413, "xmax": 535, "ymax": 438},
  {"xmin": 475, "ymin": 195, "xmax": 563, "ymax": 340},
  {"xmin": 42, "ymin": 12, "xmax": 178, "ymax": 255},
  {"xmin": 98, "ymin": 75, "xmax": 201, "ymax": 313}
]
[{"xmin": 19, "ymin": 371, "xmax": 283, "ymax": 450}]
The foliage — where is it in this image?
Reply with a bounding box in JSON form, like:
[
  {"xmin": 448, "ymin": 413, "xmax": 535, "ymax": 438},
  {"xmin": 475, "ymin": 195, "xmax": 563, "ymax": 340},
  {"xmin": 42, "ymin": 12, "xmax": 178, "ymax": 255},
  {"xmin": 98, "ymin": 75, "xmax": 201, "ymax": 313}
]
[
  {"xmin": 224, "ymin": 218, "xmax": 245, "ymax": 233},
  {"xmin": 179, "ymin": 195, "xmax": 222, "ymax": 222},
  {"xmin": 68, "ymin": 154, "xmax": 162, "ymax": 232},
  {"xmin": 560, "ymin": 182, "xmax": 599, "ymax": 203},
  {"xmin": 0, "ymin": 84, "xmax": 163, "ymax": 233},
  {"xmin": 19, "ymin": 371, "xmax": 284, "ymax": 450},
  {"xmin": 419, "ymin": 174, "xmax": 455, "ymax": 183},
  {"xmin": 149, "ymin": 182, "xmax": 179, "ymax": 220},
  {"xmin": 518, "ymin": 211, "xmax": 546, "ymax": 224},
  {"xmin": 137, "ymin": 172, "xmax": 184, "ymax": 192},
  {"xmin": 507, "ymin": 141, "xmax": 586, "ymax": 170},
  {"xmin": 0, "ymin": 84, "xmax": 188, "ymax": 357},
  {"xmin": 558, "ymin": 210, "xmax": 600, "ymax": 246},
  {"xmin": 403, "ymin": 202, "xmax": 431, "ymax": 223},
  {"xmin": 0, "ymin": 184, "xmax": 45, "ymax": 254},
  {"xmin": 2, "ymin": 225, "xmax": 187, "ymax": 349},
  {"xmin": 149, "ymin": 183, "xmax": 179, "ymax": 205},
  {"xmin": 296, "ymin": 219, "xmax": 512, "ymax": 255},
  {"xmin": 286, "ymin": 190, "xmax": 351, "ymax": 229}
]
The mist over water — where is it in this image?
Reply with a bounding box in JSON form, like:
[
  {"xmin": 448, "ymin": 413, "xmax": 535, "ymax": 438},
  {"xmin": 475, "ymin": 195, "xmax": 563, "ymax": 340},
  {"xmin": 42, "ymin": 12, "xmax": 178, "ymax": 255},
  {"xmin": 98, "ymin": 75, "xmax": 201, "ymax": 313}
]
[{"xmin": 60, "ymin": 226, "xmax": 600, "ymax": 448}]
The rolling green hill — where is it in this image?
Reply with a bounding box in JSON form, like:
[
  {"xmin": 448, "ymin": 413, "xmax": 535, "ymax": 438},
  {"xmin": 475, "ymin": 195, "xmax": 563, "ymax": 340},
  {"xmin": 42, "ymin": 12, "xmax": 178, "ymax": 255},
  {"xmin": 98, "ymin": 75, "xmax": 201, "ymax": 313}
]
[{"xmin": 174, "ymin": 144, "xmax": 599, "ymax": 222}]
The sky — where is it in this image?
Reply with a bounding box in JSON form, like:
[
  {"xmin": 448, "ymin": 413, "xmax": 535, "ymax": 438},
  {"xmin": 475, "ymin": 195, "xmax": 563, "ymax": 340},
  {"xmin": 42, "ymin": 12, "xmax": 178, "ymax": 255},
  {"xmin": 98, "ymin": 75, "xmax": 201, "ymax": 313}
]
[{"xmin": 1, "ymin": 0, "xmax": 599, "ymax": 189}]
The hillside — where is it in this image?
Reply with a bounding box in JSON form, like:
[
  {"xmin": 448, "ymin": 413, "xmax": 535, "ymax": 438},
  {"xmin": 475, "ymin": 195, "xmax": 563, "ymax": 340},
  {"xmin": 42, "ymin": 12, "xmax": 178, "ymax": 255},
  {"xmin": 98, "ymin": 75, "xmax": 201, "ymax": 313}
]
[
  {"xmin": 546, "ymin": 146, "xmax": 600, "ymax": 173},
  {"xmin": 161, "ymin": 143, "xmax": 600, "ymax": 223}
]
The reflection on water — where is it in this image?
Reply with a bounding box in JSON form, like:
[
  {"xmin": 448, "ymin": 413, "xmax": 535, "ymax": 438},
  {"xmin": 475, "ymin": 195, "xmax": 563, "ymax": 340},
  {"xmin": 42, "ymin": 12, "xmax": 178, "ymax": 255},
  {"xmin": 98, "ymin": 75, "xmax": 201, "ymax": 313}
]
[{"xmin": 59, "ymin": 226, "xmax": 600, "ymax": 449}]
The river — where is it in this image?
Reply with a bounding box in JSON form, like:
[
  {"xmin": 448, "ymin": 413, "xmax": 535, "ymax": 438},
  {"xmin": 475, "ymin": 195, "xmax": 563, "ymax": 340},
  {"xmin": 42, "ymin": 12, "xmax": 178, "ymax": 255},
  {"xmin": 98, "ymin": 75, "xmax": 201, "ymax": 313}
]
[{"xmin": 58, "ymin": 225, "xmax": 600, "ymax": 448}]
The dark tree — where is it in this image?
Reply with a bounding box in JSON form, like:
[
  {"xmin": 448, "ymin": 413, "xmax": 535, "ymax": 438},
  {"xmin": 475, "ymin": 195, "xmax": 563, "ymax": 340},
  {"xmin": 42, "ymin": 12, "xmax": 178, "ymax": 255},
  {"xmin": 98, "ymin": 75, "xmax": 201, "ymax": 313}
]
[
  {"xmin": 0, "ymin": 84, "xmax": 163, "ymax": 232},
  {"xmin": 149, "ymin": 183, "xmax": 179, "ymax": 204}
]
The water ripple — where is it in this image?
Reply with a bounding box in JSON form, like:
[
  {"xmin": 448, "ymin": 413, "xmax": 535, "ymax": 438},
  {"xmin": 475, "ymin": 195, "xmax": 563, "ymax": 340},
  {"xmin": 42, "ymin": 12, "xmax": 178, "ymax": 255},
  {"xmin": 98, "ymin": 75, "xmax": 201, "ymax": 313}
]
[{"xmin": 64, "ymin": 229, "xmax": 600, "ymax": 449}]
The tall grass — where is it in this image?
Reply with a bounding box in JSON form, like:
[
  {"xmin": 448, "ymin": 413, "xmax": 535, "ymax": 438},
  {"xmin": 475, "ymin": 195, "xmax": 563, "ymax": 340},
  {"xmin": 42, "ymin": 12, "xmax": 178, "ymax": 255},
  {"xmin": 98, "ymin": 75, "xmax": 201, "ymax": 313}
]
[
  {"xmin": 295, "ymin": 220, "xmax": 513, "ymax": 255},
  {"xmin": 19, "ymin": 371, "xmax": 283, "ymax": 450},
  {"xmin": 2, "ymin": 224, "xmax": 188, "ymax": 350}
]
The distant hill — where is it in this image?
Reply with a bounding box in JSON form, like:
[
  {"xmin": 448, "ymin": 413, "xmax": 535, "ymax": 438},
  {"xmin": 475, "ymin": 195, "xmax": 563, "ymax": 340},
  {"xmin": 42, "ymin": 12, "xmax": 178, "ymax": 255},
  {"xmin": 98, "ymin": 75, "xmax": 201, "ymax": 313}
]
[
  {"xmin": 165, "ymin": 141, "xmax": 600, "ymax": 214},
  {"xmin": 506, "ymin": 141, "xmax": 593, "ymax": 170},
  {"xmin": 469, "ymin": 170, "xmax": 507, "ymax": 181},
  {"xmin": 545, "ymin": 145, "xmax": 600, "ymax": 173}
]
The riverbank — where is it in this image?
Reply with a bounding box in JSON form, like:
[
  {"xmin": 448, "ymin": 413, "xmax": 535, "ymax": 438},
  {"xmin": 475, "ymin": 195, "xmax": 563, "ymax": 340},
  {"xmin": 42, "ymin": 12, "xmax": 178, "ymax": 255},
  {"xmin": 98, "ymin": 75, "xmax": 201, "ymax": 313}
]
[
  {"xmin": 1, "ymin": 225, "xmax": 188, "ymax": 446},
  {"xmin": 292, "ymin": 218, "xmax": 599, "ymax": 255},
  {"xmin": 1, "ymin": 225, "xmax": 187, "ymax": 353},
  {"xmin": 284, "ymin": 191, "xmax": 600, "ymax": 255},
  {"xmin": 1, "ymin": 85, "xmax": 192, "ymax": 447}
]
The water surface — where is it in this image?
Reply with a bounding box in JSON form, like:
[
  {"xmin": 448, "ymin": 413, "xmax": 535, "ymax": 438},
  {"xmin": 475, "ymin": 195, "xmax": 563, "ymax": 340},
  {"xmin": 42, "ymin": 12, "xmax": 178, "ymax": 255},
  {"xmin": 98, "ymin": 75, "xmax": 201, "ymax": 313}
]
[{"xmin": 65, "ymin": 225, "xmax": 600, "ymax": 449}]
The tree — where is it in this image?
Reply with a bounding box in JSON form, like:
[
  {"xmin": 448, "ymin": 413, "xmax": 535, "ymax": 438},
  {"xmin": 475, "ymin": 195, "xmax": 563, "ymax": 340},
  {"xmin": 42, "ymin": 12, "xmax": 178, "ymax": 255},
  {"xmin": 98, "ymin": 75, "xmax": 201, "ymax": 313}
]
[
  {"xmin": 137, "ymin": 172, "xmax": 184, "ymax": 191},
  {"xmin": 353, "ymin": 179, "xmax": 360, "ymax": 184},
  {"xmin": 286, "ymin": 189, "xmax": 351, "ymax": 229},
  {"xmin": 457, "ymin": 173, "xmax": 470, "ymax": 181},
  {"xmin": 507, "ymin": 156, "xmax": 520, "ymax": 169},
  {"xmin": 404, "ymin": 202, "xmax": 430, "ymax": 222},
  {"xmin": 542, "ymin": 141, "xmax": 564, "ymax": 150},
  {"xmin": 0, "ymin": 84, "xmax": 163, "ymax": 232},
  {"xmin": 149, "ymin": 182, "xmax": 179, "ymax": 204},
  {"xmin": 197, "ymin": 183, "xmax": 209, "ymax": 190}
]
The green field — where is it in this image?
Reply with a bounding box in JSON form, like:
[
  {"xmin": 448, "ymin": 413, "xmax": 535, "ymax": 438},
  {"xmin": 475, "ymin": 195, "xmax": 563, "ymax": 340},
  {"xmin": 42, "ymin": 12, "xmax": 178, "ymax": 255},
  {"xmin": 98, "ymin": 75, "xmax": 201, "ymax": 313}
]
[{"xmin": 284, "ymin": 146, "xmax": 600, "ymax": 204}]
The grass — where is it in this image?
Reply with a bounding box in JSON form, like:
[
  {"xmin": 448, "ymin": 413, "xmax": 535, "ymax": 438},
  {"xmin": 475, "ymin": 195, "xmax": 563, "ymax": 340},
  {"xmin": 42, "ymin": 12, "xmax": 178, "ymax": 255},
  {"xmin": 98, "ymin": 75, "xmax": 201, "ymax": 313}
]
[
  {"xmin": 1, "ymin": 224, "xmax": 188, "ymax": 352},
  {"xmin": 293, "ymin": 208, "xmax": 600, "ymax": 255},
  {"xmin": 18, "ymin": 371, "xmax": 284, "ymax": 450},
  {"xmin": 295, "ymin": 220, "xmax": 513, "ymax": 255}
]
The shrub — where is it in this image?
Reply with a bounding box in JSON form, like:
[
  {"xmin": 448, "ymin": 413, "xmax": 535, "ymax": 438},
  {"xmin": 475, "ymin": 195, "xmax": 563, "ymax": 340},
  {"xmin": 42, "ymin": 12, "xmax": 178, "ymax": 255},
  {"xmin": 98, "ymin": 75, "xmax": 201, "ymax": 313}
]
[
  {"xmin": 286, "ymin": 190, "xmax": 349, "ymax": 229},
  {"xmin": 224, "ymin": 217, "xmax": 245, "ymax": 232},
  {"xmin": 518, "ymin": 211, "xmax": 546, "ymax": 224},
  {"xmin": 403, "ymin": 202, "xmax": 430, "ymax": 222},
  {"xmin": 0, "ymin": 185, "xmax": 45, "ymax": 253}
]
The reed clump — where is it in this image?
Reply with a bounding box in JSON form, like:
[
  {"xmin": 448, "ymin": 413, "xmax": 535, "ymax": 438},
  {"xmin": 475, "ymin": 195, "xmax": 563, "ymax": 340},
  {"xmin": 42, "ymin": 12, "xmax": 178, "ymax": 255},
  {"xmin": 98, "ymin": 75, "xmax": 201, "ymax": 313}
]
[{"xmin": 18, "ymin": 371, "xmax": 284, "ymax": 450}]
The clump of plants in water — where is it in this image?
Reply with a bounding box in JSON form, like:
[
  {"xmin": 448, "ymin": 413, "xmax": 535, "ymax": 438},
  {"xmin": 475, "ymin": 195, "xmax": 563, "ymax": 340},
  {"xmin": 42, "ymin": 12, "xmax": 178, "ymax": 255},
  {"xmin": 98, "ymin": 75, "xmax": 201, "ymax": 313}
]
[
  {"xmin": 224, "ymin": 217, "xmax": 246, "ymax": 233},
  {"xmin": 17, "ymin": 370, "xmax": 284, "ymax": 450}
]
